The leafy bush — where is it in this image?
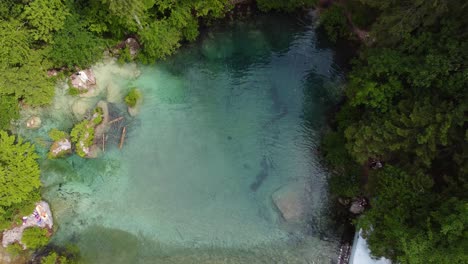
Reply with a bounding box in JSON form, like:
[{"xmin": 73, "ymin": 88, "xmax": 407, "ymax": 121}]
[
  {"xmin": 48, "ymin": 129, "xmax": 68, "ymax": 141},
  {"xmin": 70, "ymin": 120, "xmax": 94, "ymax": 157},
  {"xmin": 22, "ymin": 227, "xmax": 49, "ymax": 250},
  {"xmin": 41, "ymin": 252, "xmax": 58, "ymax": 264},
  {"xmin": 117, "ymin": 46, "xmax": 132, "ymax": 65},
  {"xmin": 6, "ymin": 243, "xmax": 23, "ymax": 257},
  {"xmin": 319, "ymin": 5, "xmax": 349, "ymax": 42},
  {"xmin": 124, "ymin": 88, "xmax": 141, "ymax": 108},
  {"xmin": 68, "ymin": 88, "xmax": 82, "ymax": 96},
  {"xmin": 92, "ymin": 107, "xmax": 103, "ymax": 125}
]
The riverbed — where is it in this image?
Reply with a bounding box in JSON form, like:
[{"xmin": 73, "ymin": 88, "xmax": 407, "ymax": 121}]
[{"xmin": 18, "ymin": 13, "xmax": 345, "ymax": 263}]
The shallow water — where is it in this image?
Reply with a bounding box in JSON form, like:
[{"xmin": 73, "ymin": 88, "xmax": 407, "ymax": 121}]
[{"xmin": 19, "ymin": 13, "xmax": 345, "ymax": 263}]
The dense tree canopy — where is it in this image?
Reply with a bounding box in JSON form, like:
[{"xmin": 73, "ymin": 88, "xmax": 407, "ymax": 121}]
[
  {"xmin": 321, "ymin": 0, "xmax": 468, "ymax": 263},
  {"xmin": 49, "ymin": 15, "xmax": 104, "ymax": 68},
  {"xmin": 21, "ymin": 0, "xmax": 70, "ymax": 43},
  {"xmin": 0, "ymin": 131, "xmax": 41, "ymax": 229}
]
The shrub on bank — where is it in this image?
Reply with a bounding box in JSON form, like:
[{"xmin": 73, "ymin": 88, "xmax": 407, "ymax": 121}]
[
  {"xmin": 125, "ymin": 88, "xmax": 141, "ymax": 108},
  {"xmin": 22, "ymin": 227, "xmax": 49, "ymax": 250},
  {"xmin": 6, "ymin": 243, "xmax": 23, "ymax": 257}
]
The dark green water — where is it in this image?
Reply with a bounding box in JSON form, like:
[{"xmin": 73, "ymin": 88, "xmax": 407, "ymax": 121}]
[{"xmin": 20, "ymin": 13, "xmax": 345, "ymax": 263}]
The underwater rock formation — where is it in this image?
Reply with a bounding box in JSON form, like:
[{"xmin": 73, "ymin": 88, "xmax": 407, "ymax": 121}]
[{"xmin": 272, "ymin": 180, "xmax": 313, "ymax": 223}]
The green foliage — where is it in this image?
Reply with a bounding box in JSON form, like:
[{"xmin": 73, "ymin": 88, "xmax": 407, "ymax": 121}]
[
  {"xmin": 319, "ymin": 5, "xmax": 349, "ymax": 42},
  {"xmin": 0, "ymin": 49, "xmax": 55, "ymax": 106},
  {"xmin": 0, "ymin": 20, "xmax": 31, "ymax": 67},
  {"xmin": 0, "ymin": 131, "xmax": 41, "ymax": 229},
  {"xmin": 48, "ymin": 129, "xmax": 68, "ymax": 141},
  {"xmin": 101, "ymin": 0, "xmax": 146, "ymax": 29},
  {"xmin": 49, "ymin": 15, "xmax": 103, "ymax": 68},
  {"xmin": 6, "ymin": 243, "xmax": 24, "ymax": 257},
  {"xmin": 21, "ymin": 227, "xmax": 49, "ymax": 250},
  {"xmin": 0, "ymin": 20, "xmax": 54, "ymax": 106},
  {"xmin": 0, "ymin": 95, "xmax": 19, "ymax": 130},
  {"xmin": 358, "ymin": 167, "xmax": 468, "ymax": 263},
  {"xmin": 70, "ymin": 120, "xmax": 95, "ymax": 157},
  {"xmin": 256, "ymin": 0, "xmax": 317, "ymax": 12},
  {"xmin": 117, "ymin": 46, "xmax": 133, "ymax": 65},
  {"xmin": 0, "ymin": 0, "xmax": 23, "ymax": 20},
  {"xmin": 124, "ymin": 88, "xmax": 141, "ymax": 107},
  {"xmin": 41, "ymin": 252, "xmax": 58, "ymax": 264},
  {"xmin": 323, "ymin": 131, "xmax": 361, "ymax": 197},
  {"xmin": 92, "ymin": 107, "xmax": 103, "ymax": 125},
  {"xmin": 68, "ymin": 88, "xmax": 82, "ymax": 96},
  {"xmin": 139, "ymin": 19, "xmax": 182, "ymax": 62},
  {"xmin": 21, "ymin": 0, "xmax": 70, "ymax": 43},
  {"xmin": 323, "ymin": 0, "xmax": 468, "ymax": 262}
]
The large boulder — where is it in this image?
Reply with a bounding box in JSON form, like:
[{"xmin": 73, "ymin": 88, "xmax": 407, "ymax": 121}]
[
  {"xmin": 70, "ymin": 69, "xmax": 96, "ymax": 91},
  {"xmin": 349, "ymin": 197, "xmax": 367, "ymax": 215},
  {"xmin": 272, "ymin": 180, "xmax": 313, "ymax": 223},
  {"xmin": 49, "ymin": 138, "xmax": 72, "ymax": 158},
  {"xmin": 106, "ymin": 82, "xmax": 122, "ymax": 103},
  {"xmin": 87, "ymin": 145, "xmax": 102, "ymax": 159},
  {"xmin": 128, "ymin": 104, "xmax": 141, "ymax": 117},
  {"xmin": 71, "ymin": 98, "xmax": 94, "ymax": 119},
  {"xmin": 125, "ymin": 38, "xmax": 140, "ymax": 58}
]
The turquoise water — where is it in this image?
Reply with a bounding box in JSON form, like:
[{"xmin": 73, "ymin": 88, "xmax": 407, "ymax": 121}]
[{"xmin": 19, "ymin": 13, "xmax": 344, "ymax": 263}]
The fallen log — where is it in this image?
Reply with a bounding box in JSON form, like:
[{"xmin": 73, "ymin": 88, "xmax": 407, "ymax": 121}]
[
  {"xmin": 119, "ymin": 127, "xmax": 126, "ymax": 149},
  {"xmin": 109, "ymin": 116, "xmax": 124, "ymax": 125},
  {"xmin": 102, "ymin": 134, "xmax": 105, "ymax": 152}
]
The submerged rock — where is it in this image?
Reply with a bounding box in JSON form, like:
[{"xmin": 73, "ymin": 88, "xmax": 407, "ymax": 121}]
[
  {"xmin": 72, "ymin": 98, "xmax": 94, "ymax": 119},
  {"xmin": 128, "ymin": 104, "xmax": 140, "ymax": 117},
  {"xmin": 87, "ymin": 145, "xmax": 102, "ymax": 159},
  {"xmin": 106, "ymin": 82, "xmax": 122, "ymax": 103},
  {"xmin": 272, "ymin": 180, "xmax": 313, "ymax": 223},
  {"xmin": 25, "ymin": 116, "xmax": 41, "ymax": 129}
]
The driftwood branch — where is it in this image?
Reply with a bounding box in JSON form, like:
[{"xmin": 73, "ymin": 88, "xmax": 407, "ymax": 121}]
[{"xmin": 119, "ymin": 127, "xmax": 127, "ymax": 149}]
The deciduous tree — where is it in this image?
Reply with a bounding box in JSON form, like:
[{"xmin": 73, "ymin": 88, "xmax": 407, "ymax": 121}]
[{"xmin": 0, "ymin": 131, "xmax": 41, "ymax": 229}]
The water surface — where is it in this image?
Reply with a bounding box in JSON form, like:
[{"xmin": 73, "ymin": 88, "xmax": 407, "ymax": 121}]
[{"xmin": 20, "ymin": 13, "xmax": 344, "ymax": 263}]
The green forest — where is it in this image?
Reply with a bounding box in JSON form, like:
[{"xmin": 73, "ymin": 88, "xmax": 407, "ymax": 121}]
[
  {"xmin": 320, "ymin": 0, "xmax": 467, "ymax": 263},
  {"xmin": 0, "ymin": 0, "xmax": 466, "ymax": 263}
]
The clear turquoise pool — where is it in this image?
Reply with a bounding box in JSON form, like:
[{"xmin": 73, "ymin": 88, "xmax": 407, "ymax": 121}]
[{"xmin": 19, "ymin": 13, "xmax": 345, "ymax": 263}]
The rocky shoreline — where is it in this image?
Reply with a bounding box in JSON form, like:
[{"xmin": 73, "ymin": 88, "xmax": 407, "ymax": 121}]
[{"xmin": 2, "ymin": 201, "xmax": 53, "ymax": 249}]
